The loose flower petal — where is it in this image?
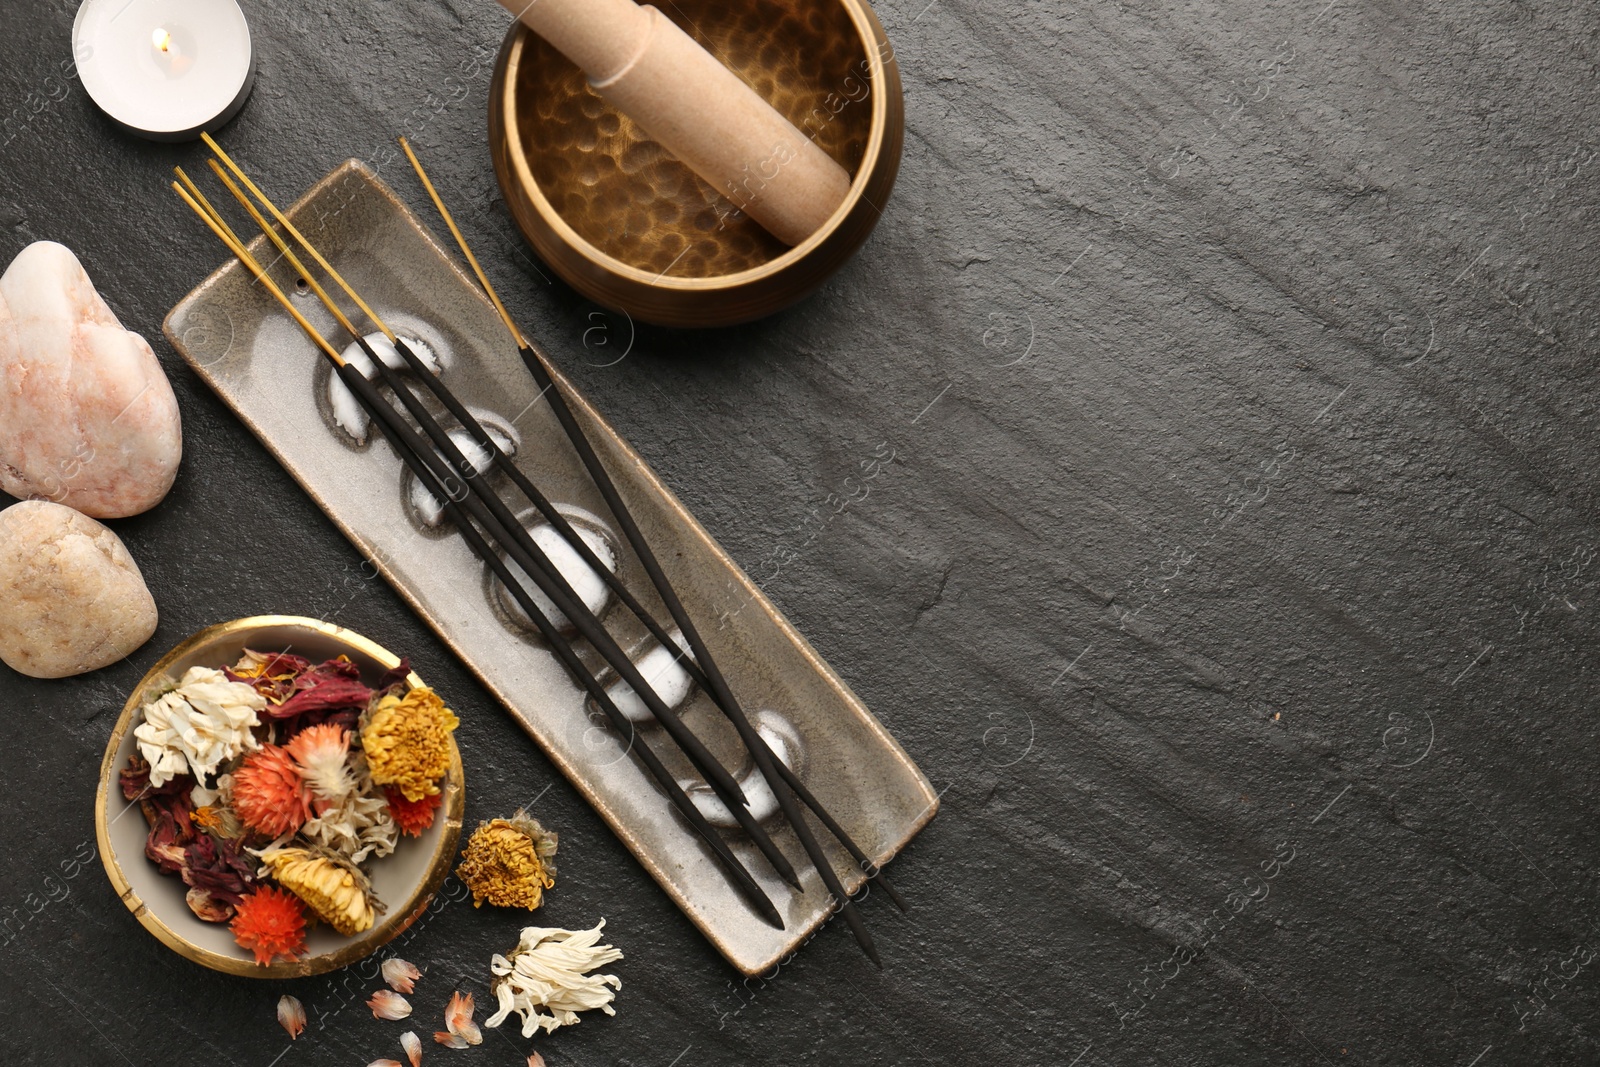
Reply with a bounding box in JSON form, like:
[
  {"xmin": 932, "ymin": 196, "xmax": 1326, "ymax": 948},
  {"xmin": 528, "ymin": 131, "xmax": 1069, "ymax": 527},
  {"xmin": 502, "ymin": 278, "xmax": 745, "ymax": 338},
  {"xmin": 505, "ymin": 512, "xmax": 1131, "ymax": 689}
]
[
  {"xmin": 383, "ymin": 957, "xmax": 423, "ymax": 994},
  {"xmin": 368, "ymin": 1061, "xmax": 404, "ymax": 1067},
  {"xmin": 433, "ymin": 1032, "xmax": 469, "ymax": 1049},
  {"xmin": 445, "ymin": 990, "xmax": 482, "ymax": 1045},
  {"xmin": 400, "ymin": 1031, "xmax": 423, "ymax": 1067},
  {"xmin": 369, "ymin": 989, "xmax": 413, "ymax": 1021},
  {"xmin": 277, "ymin": 995, "xmax": 306, "ymax": 1039},
  {"xmin": 527, "ymin": 1054, "xmax": 546, "ymax": 1067}
]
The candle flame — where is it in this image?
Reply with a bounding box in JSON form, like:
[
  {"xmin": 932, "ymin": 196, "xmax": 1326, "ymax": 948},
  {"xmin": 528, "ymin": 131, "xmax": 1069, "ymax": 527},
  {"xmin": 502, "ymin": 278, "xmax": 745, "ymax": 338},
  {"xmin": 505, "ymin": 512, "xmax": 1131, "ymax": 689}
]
[{"xmin": 152, "ymin": 28, "xmax": 172, "ymax": 53}]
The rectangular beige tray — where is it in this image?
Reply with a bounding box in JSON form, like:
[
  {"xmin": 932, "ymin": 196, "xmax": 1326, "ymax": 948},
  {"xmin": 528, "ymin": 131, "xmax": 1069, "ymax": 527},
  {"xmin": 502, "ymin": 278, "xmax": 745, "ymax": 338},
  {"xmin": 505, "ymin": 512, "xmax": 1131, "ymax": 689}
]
[{"xmin": 163, "ymin": 160, "xmax": 936, "ymax": 975}]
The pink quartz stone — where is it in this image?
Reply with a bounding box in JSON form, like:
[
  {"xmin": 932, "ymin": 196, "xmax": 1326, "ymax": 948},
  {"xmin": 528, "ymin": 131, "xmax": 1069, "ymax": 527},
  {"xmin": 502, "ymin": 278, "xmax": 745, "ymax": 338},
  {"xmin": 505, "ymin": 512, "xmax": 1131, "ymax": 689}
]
[{"xmin": 0, "ymin": 241, "xmax": 182, "ymax": 518}]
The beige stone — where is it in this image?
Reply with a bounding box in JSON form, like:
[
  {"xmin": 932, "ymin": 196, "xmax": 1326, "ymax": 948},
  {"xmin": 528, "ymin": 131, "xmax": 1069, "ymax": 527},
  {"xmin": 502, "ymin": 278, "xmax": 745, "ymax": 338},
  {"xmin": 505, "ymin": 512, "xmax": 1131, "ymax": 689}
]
[
  {"xmin": 0, "ymin": 241, "xmax": 183, "ymax": 518},
  {"xmin": 0, "ymin": 500, "xmax": 158, "ymax": 679}
]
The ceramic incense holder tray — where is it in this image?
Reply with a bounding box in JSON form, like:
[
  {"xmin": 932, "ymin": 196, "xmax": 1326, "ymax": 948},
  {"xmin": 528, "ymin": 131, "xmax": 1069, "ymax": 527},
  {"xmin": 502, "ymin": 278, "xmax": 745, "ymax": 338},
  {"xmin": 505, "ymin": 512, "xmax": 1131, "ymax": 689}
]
[{"xmin": 163, "ymin": 160, "xmax": 937, "ymax": 974}]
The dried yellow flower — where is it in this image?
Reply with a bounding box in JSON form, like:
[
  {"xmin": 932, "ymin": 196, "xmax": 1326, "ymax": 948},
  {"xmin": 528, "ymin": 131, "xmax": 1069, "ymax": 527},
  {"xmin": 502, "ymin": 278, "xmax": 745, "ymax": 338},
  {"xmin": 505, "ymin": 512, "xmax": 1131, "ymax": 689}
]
[
  {"xmin": 361, "ymin": 687, "xmax": 459, "ymax": 802},
  {"xmin": 457, "ymin": 811, "xmax": 558, "ymax": 910},
  {"xmin": 256, "ymin": 846, "xmax": 382, "ymax": 936}
]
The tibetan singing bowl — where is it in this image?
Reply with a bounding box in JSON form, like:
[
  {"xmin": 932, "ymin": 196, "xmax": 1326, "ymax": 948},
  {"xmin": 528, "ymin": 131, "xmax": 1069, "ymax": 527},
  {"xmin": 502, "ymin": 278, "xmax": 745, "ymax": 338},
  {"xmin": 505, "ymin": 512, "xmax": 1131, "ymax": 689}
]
[
  {"xmin": 95, "ymin": 616, "xmax": 466, "ymax": 978},
  {"xmin": 489, "ymin": 0, "xmax": 904, "ymax": 328}
]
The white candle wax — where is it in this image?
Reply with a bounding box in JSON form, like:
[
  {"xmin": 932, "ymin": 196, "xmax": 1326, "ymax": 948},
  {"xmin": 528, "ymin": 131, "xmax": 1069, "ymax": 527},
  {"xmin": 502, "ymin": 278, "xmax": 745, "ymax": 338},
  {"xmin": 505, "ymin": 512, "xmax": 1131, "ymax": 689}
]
[{"xmin": 73, "ymin": 0, "xmax": 254, "ymax": 142}]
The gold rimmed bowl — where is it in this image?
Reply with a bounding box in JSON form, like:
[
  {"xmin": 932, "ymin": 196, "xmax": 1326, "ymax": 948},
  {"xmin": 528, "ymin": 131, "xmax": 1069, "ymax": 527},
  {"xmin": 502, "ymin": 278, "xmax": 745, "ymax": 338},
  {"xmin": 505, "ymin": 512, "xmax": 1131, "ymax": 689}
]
[
  {"xmin": 95, "ymin": 616, "xmax": 466, "ymax": 978},
  {"xmin": 489, "ymin": 0, "xmax": 904, "ymax": 328}
]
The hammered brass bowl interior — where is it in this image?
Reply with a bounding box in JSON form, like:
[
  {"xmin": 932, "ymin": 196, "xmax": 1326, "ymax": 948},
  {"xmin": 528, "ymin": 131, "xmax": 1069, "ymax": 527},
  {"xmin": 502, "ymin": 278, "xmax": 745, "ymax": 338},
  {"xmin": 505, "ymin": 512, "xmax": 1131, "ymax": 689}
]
[
  {"xmin": 95, "ymin": 616, "xmax": 466, "ymax": 979},
  {"xmin": 491, "ymin": 0, "xmax": 903, "ymax": 327}
]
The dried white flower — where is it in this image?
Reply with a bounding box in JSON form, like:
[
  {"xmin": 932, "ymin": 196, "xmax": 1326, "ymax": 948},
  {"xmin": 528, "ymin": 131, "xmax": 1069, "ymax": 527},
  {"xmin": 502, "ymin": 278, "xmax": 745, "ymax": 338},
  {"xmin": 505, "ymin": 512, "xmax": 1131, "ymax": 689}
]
[
  {"xmin": 133, "ymin": 666, "xmax": 265, "ymax": 786},
  {"xmin": 299, "ymin": 757, "xmax": 398, "ymax": 863},
  {"xmin": 483, "ymin": 920, "xmax": 623, "ymax": 1037}
]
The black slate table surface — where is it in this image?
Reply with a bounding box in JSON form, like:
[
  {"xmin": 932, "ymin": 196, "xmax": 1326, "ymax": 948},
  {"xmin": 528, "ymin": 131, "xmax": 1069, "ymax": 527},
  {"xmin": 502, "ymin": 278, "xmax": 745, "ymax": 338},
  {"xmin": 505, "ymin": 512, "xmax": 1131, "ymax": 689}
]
[{"xmin": 3, "ymin": 0, "xmax": 1598, "ymax": 1064}]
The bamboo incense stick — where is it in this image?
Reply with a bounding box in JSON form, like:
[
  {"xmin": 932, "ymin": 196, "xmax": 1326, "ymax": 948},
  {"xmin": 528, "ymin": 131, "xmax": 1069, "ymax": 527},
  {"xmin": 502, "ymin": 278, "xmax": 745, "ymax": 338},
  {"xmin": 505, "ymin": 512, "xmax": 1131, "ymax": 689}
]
[
  {"xmin": 171, "ymin": 181, "xmax": 786, "ymax": 929},
  {"xmin": 398, "ymin": 142, "xmax": 897, "ymax": 953}
]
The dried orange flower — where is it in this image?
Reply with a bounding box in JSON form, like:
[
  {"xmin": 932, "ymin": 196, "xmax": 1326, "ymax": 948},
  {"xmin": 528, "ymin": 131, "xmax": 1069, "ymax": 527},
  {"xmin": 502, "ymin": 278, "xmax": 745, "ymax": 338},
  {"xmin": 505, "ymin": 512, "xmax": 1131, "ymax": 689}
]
[
  {"xmin": 256, "ymin": 845, "xmax": 382, "ymax": 936},
  {"xmin": 228, "ymin": 744, "xmax": 311, "ymax": 837},
  {"xmin": 361, "ymin": 687, "xmax": 458, "ymax": 802},
  {"xmin": 287, "ymin": 724, "xmax": 355, "ymax": 807},
  {"xmin": 456, "ymin": 811, "xmax": 558, "ymax": 910},
  {"xmin": 230, "ymin": 886, "xmax": 307, "ymax": 966},
  {"xmin": 386, "ymin": 789, "xmax": 444, "ymax": 837}
]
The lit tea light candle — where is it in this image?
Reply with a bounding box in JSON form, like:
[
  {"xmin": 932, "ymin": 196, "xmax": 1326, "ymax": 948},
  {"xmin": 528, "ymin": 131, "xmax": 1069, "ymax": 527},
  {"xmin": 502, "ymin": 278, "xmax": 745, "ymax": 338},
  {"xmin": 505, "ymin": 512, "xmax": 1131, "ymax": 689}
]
[{"xmin": 73, "ymin": 0, "xmax": 254, "ymax": 142}]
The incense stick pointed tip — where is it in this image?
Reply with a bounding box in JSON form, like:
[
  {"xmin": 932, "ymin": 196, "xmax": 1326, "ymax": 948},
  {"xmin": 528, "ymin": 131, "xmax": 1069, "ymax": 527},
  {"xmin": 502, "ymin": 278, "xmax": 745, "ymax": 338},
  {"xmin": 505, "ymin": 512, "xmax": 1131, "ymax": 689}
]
[{"xmin": 754, "ymin": 895, "xmax": 785, "ymax": 930}]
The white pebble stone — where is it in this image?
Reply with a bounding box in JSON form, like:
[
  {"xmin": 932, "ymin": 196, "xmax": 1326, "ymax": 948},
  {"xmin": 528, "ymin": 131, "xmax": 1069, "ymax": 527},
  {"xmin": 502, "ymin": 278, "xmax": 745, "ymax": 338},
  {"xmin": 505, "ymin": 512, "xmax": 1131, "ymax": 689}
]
[
  {"xmin": 0, "ymin": 500, "xmax": 157, "ymax": 679},
  {"xmin": 0, "ymin": 242, "xmax": 181, "ymax": 518},
  {"xmin": 327, "ymin": 333, "xmax": 439, "ymax": 444},
  {"xmin": 499, "ymin": 523, "xmax": 616, "ymax": 630},
  {"xmin": 607, "ymin": 630, "xmax": 696, "ymax": 724}
]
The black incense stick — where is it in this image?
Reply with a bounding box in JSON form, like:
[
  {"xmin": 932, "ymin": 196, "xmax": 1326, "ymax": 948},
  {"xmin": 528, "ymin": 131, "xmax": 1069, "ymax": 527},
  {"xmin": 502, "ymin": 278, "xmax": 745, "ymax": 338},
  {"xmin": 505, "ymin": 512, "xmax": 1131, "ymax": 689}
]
[{"xmin": 381, "ymin": 332, "xmax": 907, "ymax": 911}]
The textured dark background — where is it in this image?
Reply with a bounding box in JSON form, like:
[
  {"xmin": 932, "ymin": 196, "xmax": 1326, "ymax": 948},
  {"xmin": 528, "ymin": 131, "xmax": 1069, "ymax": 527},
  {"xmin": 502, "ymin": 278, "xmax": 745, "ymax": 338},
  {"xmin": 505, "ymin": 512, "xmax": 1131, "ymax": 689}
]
[{"xmin": 2, "ymin": 0, "xmax": 1598, "ymax": 1063}]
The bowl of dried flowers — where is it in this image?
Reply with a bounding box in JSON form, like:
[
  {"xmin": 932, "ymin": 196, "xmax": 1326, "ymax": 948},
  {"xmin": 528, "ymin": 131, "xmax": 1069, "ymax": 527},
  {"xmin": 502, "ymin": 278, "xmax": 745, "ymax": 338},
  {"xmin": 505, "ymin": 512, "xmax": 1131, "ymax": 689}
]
[{"xmin": 95, "ymin": 615, "xmax": 466, "ymax": 977}]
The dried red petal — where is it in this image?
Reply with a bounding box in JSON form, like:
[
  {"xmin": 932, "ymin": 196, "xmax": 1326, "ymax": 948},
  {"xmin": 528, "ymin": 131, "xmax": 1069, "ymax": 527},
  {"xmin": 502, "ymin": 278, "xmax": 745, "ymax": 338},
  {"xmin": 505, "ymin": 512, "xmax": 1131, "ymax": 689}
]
[
  {"xmin": 182, "ymin": 834, "xmax": 258, "ymax": 906},
  {"xmin": 227, "ymin": 650, "xmax": 313, "ymax": 704},
  {"xmin": 265, "ymin": 658, "xmax": 374, "ymax": 719},
  {"xmin": 143, "ymin": 792, "xmax": 196, "ymax": 875}
]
